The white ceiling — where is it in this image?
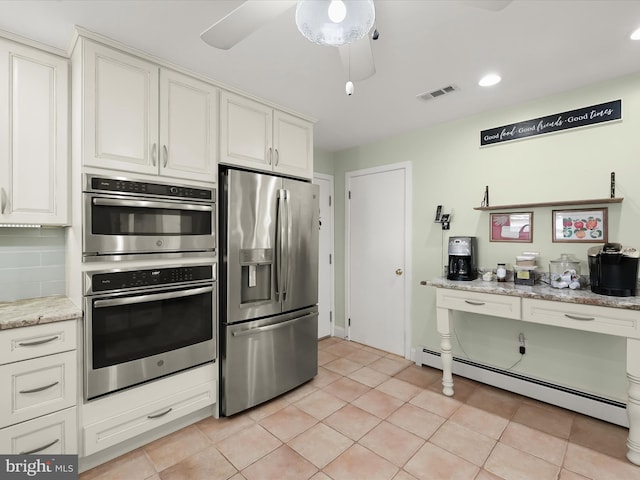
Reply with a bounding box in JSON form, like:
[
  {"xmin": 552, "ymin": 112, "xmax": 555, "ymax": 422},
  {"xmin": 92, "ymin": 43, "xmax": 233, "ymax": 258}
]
[{"xmin": 1, "ymin": 1, "xmax": 640, "ymax": 152}]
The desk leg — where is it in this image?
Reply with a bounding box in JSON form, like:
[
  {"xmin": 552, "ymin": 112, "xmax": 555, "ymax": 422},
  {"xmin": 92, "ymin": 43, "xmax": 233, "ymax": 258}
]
[
  {"xmin": 627, "ymin": 338, "xmax": 640, "ymax": 465},
  {"xmin": 436, "ymin": 306, "xmax": 454, "ymax": 397}
]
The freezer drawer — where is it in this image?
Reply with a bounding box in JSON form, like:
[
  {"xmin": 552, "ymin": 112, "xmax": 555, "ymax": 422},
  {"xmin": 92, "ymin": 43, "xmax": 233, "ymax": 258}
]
[{"xmin": 221, "ymin": 307, "xmax": 318, "ymax": 416}]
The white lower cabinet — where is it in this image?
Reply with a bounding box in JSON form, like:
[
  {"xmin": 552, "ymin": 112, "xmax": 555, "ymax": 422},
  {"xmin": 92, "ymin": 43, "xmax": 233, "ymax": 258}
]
[
  {"xmin": 81, "ymin": 363, "xmax": 216, "ymax": 456},
  {"xmin": 0, "ymin": 407, "xmax": 77, "ymax": 455},
  {"xmin": 0, "ymin": 320, "xmax": 78, "ymax": 454}
]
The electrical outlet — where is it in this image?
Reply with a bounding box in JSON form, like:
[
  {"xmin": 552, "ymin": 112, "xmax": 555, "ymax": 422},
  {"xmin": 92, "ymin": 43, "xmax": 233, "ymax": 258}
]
[{"xmin": 518, "ymin": 333, "xmax": 526, "ymax": 355}]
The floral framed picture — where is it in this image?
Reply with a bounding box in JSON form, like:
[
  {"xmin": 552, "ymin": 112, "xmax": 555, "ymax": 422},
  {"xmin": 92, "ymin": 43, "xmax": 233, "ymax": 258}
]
[
  {"xmin": 490, "ymin": 212, "xmax": 533, "ymax": 242},
  {"xmin": 552, "ymin": 208, "xmax": 607, "ymax": 243}
]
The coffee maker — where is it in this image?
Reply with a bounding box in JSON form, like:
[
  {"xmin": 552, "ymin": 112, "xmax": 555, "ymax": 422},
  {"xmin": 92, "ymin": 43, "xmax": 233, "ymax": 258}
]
[
  {"xmin": 588, "ymin": 243, "xmax": 639, "ymax": 296},
  {"xmin": 447, "ymin": 236, "xmax": 478, "ymax": 281}
]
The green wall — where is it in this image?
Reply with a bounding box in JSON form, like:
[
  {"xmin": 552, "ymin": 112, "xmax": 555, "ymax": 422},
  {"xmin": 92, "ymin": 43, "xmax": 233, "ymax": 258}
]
[{"xmin": 315, "ymin": 71, "xmax": 640, "ymax": 403}]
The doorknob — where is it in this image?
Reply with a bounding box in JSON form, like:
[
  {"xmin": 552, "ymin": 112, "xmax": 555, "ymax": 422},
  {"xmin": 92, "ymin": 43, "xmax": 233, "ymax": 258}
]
[{"xmin": 395, "ymin": 268, "xmax": 403, "ymax": 276}]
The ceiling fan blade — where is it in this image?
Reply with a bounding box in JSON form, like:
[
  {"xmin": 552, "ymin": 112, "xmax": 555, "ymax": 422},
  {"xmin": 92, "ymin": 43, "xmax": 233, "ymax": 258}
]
[
  {"xmin": 200, "ymin": 0, "xmax": 296, "ymax": 49},
  {"xmin": 338, "ymin": 36, "xmax": 376, "ymax": 82},
  {"xmin": 460, "ymin": 0, "xmax": 512, "ymax": 11}
]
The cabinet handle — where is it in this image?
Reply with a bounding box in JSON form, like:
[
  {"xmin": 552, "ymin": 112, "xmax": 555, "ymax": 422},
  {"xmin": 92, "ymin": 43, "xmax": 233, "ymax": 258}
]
[
  {"xmin": 151, "ymin": 143, "xmax": 157, "ymax": 166},
  {"xmin": 20, "ymin": 438, "xmax": 59, "ymax": 455},
  {"xmin": 147, "ymin": 407, "xmax": 172, "ymax": 419},
  {"xmin": 19, "ymin": 381, "xmax": 59, "ymax": 394},
  {"xmin": 163, "ymin": 144, "xmax": 168, "ymax": 167},
  {"xmin": 18, "ymin": 336, "xmax": 59, "ymax": 347},
  {"xmin": 464, "ymin": 300, "xmax": 486, "ymax": 306},
  {"xmin": 1, "ymin": 187, "xmax": 6, "ymax": 214},
  {"xmin": 274, "ymin": 148, "xmax": 280, "ymax": 166},
  {"xmin": 268, "ymin": 147, "xmax": 273, "ymax": 165},
  {"xmin": 564, "ymin": 314, "xmax": 595, "ymax": 321}
]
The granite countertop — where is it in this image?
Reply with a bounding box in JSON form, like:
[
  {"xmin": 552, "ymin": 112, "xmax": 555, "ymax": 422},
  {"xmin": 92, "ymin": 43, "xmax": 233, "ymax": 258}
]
[
  {"xmin": 0, "ymin": 296, "xmax": 82, "ymax": 330},
  {"xmin": 422, "ymin": 277, "xmax": 640, "ymax": 311}
]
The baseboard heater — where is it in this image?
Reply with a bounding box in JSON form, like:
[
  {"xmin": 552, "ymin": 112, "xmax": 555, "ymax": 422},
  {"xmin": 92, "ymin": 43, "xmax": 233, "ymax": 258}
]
[{"xmin": 417, "ymin": 347, "xmax": 628, "ymax": 428}]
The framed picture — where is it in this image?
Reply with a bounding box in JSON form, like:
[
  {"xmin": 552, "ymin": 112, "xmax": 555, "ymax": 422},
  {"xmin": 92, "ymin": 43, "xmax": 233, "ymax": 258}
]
[
  {"xmin": 490, "ymin": 212, "xmax": 533, "ymax": 242},
  {"xmin": 552, "ymin": 208, "xmax": 607, "ymax": 243}
]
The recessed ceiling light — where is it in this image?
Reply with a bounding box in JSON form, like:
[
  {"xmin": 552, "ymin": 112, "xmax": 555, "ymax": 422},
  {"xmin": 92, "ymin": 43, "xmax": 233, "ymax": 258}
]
[
  {"xmin": 479, "ymin": 73, "xmax": 501, "ymax": 87},
  {"xmin": 631, "ymin": 27, "xmax": 640, "ymax": 40}
]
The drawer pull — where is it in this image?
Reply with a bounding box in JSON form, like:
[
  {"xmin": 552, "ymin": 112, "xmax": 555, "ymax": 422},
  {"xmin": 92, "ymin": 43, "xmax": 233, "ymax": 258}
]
[
  {"xmin": 147, "ymin": 408, "xmax": 172, "ymax": 419},
  {"xmin": 18, "ymin": 336, "xmax": 59, "ymax": 347},
  {"xmin": 19, "ymin": 381, "xmax": 59, "ymax": 394},
  {"xmin": 564, "ymin": 314, "xmax": 595, "ymax": 321},
  {"xmin": 20, "ymin": 438, "xmax": 59, "ymax": 455},
  {"xmin": 464, "ymin": 300, "xmax": 486, "ymax": 306}
]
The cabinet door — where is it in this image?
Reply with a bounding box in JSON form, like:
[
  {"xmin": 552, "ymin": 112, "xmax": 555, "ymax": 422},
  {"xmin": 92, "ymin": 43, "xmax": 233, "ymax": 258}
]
[
  {"xmin": 82, "ymin": 40, "xmax": 159, "ymax": 175},
  {"xmin": 160, "ymin": 69, "xmax": 218, "ymax": 182},
  {"xmin": 220, "ymin": 91, "xmax": 273, "ymax": 172},
  {"xmin": 0, "ymin": 39, "xmax": 68, "ymax": 225},
  {"xmin": 273, "ymin": 110, "xmax": 314, "ymax": 179}
]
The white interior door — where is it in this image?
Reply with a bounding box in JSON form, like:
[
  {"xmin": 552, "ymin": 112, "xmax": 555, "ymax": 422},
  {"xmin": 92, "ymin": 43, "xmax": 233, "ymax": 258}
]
[
  {"xmin": 347, "ymin": 163, "xmax": 411, "ymax": 356},
  {"xmin": 313, "ymin": 173, "xmax": 334, "ymax": 339}
]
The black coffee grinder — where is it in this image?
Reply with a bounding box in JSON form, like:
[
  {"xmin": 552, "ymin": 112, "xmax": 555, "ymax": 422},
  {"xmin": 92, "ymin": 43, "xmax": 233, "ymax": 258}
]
[{"xmin": 447, "ymin": 236, "xmax": 478, "ymax": 281}]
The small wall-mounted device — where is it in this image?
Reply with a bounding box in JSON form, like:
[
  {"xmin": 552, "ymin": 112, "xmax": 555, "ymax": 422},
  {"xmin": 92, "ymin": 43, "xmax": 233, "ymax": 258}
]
[{"xmin": 434, "ymin": 205, "xmax": 451, "ymax": 230}]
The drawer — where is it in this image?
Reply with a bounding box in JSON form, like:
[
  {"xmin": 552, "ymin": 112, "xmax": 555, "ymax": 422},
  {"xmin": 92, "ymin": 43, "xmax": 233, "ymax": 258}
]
[
  {"xmin": 0, "ymin": 350, "xmax": 77, "ymax": 428},
  {"xmin": 0, "ymin": 406, "xmax": 77, "ymax": 454},
  {"xmin": 522, "ymin": 298, "xmax": 639, "ymax": 338},
  {"xmin": 436, "ymin": 288, "xmax": 522, "ymax": 320},
  {"xmin": 83, "ymin": 379, "xmax": 216, "ymax": 456},
  {"xmin": 0, "ymin": 320, "xmax": 77, "ymax": 366}
]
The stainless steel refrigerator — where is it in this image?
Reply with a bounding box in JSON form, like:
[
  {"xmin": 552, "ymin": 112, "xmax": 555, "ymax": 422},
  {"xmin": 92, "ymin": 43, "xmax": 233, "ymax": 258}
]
[{"xmin": 219, "ymin": 167, "xmax": 319, "ymax": 416}]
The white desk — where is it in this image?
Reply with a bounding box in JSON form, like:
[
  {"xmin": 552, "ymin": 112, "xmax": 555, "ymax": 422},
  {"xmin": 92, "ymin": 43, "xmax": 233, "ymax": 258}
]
[{"xmin": 425, "ymin": 278, "xmax": 640, "ymax": 465}]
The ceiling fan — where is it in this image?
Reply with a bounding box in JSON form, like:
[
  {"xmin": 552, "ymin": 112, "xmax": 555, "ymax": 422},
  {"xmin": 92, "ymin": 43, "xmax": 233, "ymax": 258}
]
[{"xmin": 200, "ymin": 0, "xmax": 512, "ymax": 85}]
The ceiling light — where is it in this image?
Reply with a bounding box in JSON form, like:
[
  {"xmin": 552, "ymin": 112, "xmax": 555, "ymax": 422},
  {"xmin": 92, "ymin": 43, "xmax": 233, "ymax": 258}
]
[
  {"xmin": 295, "ymin": 0, "xmax": 375, "ymax": 47},
  {"xmin": 479, "ymin": 73, "xmax": 502, "ymax": 87},
  {"xmin": 631, "ymin": 27, "xmax": 640, "ymax": 40}
]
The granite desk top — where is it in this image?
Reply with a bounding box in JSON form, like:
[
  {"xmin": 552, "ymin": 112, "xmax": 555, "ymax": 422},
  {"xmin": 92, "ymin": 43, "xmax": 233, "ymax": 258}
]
[
  {"xmin": 422, "ymin": 277, "xmax": 640, "ymax": 311},
  {"xmin": 0, "ymin": 296, "xmax": 82, "ymax": 330}
]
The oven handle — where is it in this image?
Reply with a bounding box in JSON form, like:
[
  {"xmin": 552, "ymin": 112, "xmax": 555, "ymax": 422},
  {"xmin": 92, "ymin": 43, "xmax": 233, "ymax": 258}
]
[
  {"xmin": 231, "ymin": 312, "xmax": 318, "ymax": 337},
  {"xmin": 92, "ymin": 197, "xmax": 213, "ymax": 212},
  {"xmin": 93, "ymin": 286, "xmax": 213, "ymax": 309}
]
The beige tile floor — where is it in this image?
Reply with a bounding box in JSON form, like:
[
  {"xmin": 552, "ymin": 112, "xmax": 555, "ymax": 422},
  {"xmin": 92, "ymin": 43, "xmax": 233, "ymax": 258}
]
[{"xmin": 80, "ymin": 337, "xmax": 640, "ymax": 480}]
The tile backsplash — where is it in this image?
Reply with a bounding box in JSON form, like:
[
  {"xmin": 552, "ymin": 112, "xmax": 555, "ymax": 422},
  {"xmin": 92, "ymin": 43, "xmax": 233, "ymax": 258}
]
[{"xmin": 0, "ymin": 228, "xmax": 65, "ymax": 302}]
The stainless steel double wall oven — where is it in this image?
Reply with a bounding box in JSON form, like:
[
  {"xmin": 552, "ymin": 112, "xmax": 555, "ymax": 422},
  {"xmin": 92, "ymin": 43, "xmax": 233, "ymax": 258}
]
[{"xmin": 82, "ymin": 174, "xmax": 216, "ymax": 400}]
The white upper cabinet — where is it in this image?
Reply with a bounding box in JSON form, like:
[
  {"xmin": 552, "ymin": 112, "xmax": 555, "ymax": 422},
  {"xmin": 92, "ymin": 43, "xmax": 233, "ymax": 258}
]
[
  {"xmin": 82, "ymin": 40, "xmax": 217, "ymax": 183},
  {"xmin": 0, "ymin": 38, "xmax": 69, "ymax": 225},
  {"xmin": 220, "ymin": 91, "xmax": 313, "ymax": 179}
]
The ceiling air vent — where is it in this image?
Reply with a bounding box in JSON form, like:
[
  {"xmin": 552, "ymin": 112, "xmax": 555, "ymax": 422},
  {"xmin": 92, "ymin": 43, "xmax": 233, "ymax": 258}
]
[{"xmin": 416, "ymin": 84, "xmax": 459, "ymax": 102}]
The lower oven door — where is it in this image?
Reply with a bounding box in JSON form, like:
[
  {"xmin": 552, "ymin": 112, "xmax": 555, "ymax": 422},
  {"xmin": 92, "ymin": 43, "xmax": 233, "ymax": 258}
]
[
  {"xmin": 85, "ymin": 284, "xmax": 216, "ymax": 400},
  {"xmin": 220, "ymin": 307, "xmax": 318, "ymax": 416},
  {"xmin": 83, "ymin": 193, "xmax": 215, "ymax": 257}
]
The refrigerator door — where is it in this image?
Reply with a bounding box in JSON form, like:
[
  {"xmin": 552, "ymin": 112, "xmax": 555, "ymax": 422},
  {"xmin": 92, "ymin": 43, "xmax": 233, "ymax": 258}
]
[
  {"xmin": 221, "ymin": 307, "xmax": 318, "ymax": 416},
  {"xmin": 224, "ymin": 169, "xmax": 282, "ymax": 323},
  {"xmin": 282, "ymin": 178, "xmax": 319, "ymax": 313}
]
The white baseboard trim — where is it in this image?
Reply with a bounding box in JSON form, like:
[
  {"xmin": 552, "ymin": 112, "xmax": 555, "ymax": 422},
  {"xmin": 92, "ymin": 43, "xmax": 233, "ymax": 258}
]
[
  {"xmin": 333, "ymin": 325, "xmax": 346, "ymax": 339},
  {"xmin": 417, "ymin": 346, "xmax": 628, "ymax": 427}
]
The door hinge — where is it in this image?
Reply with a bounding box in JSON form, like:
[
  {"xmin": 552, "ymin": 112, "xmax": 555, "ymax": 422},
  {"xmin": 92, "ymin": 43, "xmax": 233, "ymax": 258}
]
[
  {"xmin": 348, "ymin": 191, "xmax": 351, "ymax": 199},
  {"xmin": 330, "ymin": 311, "xmax": 333, "ymax": 323},
  {"xmin": 329, "ymin": 253, "xmax": 332, "ymax": 265},
  {"xmin": 329, "ymin": 195, "xmax": 332, "ymax": 207},
  {"xmin": 348, "ymin": 318, "xmax": 351, "ymax": 327}
]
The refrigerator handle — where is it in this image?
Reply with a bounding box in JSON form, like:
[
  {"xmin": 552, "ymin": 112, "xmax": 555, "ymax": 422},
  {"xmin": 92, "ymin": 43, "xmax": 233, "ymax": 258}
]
[
  {"xmin": 284, "ymin": 189, "xmax": 293, "ymax": 302},
  {"xmin": 276, "ymin": 189, "xmax": 286, "ymax": 300}
]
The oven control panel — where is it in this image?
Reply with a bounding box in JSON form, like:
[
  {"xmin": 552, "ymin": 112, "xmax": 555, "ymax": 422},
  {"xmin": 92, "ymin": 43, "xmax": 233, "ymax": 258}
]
[
  {"xmin": 87, "ymin": 175, "xmax": 214, "ymax": 201},
  {"xmin": 90, "ymin": 265, "xmax": 214, "ymax": 293}
]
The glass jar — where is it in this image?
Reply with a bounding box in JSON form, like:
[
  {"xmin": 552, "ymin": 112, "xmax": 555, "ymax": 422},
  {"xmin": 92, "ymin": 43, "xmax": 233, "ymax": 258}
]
[
  {"xmin": 496, "ymin": 263, "xmax": 506, "ymax": 282},
  {"xmin": 549, "ymin": 254, "xmax": 581, "ymax": 289}
]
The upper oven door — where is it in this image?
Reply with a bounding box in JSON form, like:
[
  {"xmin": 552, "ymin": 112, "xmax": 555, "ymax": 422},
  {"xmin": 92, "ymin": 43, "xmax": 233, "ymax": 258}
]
[{"xmin": 83, "ymin": 193, "xmax": 215, "ymax": 257}]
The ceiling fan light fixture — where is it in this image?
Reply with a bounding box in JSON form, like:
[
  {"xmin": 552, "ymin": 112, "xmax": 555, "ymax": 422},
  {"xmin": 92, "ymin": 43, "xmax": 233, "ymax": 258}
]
[{"xmin": 296, "ymin": 0, "xmax": 375, "ymax": 47}]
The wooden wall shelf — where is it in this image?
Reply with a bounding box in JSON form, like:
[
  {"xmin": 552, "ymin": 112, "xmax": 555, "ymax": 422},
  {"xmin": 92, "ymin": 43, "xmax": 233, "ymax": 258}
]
[{"xmin": 474, "ymin": 197, "xmax": 623, "ymax": 211}]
